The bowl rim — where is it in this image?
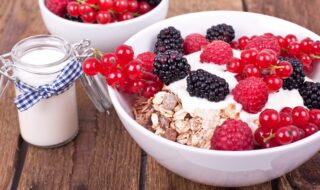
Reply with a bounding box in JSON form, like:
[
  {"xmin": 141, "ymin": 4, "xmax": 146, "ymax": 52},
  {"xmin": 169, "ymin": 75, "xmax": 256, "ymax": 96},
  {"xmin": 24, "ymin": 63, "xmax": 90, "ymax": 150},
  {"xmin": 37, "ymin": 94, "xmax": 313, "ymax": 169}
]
[
  {"xmin": 109, "ymin": 10, "xmax": 320, "ymax": 156},
  {"xmin": 38, "ymin": 0, "xmax": 169, "ymax": 27}
]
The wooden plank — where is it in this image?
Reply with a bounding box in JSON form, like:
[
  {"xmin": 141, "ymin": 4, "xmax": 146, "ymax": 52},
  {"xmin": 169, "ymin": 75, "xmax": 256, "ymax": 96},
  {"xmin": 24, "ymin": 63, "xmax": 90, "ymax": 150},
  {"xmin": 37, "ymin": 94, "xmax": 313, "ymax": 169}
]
[
  {"xmin": 145, "ymin": 1, "xmax": 272, "ymax": 189},
  {"xmin": 245, "ymin": 0, "xmax": 320, "ymax": 189}
]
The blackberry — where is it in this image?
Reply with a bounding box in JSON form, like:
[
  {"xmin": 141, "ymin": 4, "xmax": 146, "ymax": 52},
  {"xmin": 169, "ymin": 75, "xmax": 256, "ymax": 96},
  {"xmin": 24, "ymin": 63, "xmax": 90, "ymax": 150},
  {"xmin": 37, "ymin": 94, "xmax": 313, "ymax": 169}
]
[
  {"xmin": 153, "ymin": 50, "xmax": 190, "ymax": 85},
  {"xmin": 186, "ymin": 69, "xmax": 229, "ymax": 102},
  {"xmin": 64, "ymin": 14, "xmax": 82, "ymax": 22},
  {"xmin": 154, "ymin": 26, "xmax": 184, "ymax": 54},
  {"xmin": 299, "ymin": 81, "xmax": 320, "ymax": 109},
  {"xmin": 143, "ymin": 0, "xmax": 161, "ymax": 6},
  {"xmin": 206, "ymin": 23, "xmax": 235, "ymax": 43},
  {"xmin": 279, "ymin": 57, "xmax": 305, "ymax": 90}
]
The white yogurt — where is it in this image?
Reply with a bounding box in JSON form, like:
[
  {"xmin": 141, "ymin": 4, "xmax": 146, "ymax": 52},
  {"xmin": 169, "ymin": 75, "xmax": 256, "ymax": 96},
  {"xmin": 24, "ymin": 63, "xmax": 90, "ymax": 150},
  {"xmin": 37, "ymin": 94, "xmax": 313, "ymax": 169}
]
[
  {"xmin": 16, "ymin": 49, "xmax": 79, "ymax": 147},
  {"xmin": 167, "ymin": 50, "xmax": 305, "ymax": 130}
]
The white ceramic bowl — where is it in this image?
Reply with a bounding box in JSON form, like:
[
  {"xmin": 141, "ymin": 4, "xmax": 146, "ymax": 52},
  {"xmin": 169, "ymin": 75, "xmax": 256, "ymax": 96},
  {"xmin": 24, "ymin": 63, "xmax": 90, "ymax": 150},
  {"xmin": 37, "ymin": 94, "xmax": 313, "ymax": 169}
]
[
  {"xmin": 38, "ymin": 0, "xmax": 169, "ymax": 52},
  {"xmin": 108, "ymin": 11, "xmax": 320, "ymax": 187}
]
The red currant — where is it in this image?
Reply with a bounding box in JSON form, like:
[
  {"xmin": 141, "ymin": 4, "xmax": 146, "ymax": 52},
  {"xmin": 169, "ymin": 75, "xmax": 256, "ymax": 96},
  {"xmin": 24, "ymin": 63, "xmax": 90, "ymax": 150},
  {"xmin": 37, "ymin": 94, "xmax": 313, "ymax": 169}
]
[
  {"xmin": 264, "ymin": 75, "xmax": 283, "ymax": 92},
  {"xmin": 130, "ymin": 80, "xmax": 145, "ymax": 94},
  {"xmin": 96, "ymin": 11, "xmax": 112, "ymax": 24},
  {"xmin": 280, "ymin": 107, "xmax": 293, "ymax": 114},
  {"xmin": 67, "ymin": 2, "xmax": 80, "ymax": 17},
  {"xmin": 275, "ymin": 126, "xmax": 294, "ymax": 145},
  {"xmin": 143, "ymin": 83, "xmax": 160, "ymax": 98},
  {"xmin": 118, "ymin": 12, "xmax": 134, "ymax": 21},
  {"xmin": 292, "ymin": 106, "xmax": 309, "ymax": 127},
  {"xmin": 115, "ymin": 44, "xmax": 134, "ymax": 66},
  {"xmin": 114, "ymin": 0, "xmax": 128, "ymax": 13},
  {"xmin": 238, "ymin": 36, "xmax": 249, "ymax": 49},
  {"xmin": 312, "ymin": 41, "xmax": 320, "ymax": 55},
  {"xmin": 287, "ymin": 125, "xmax": 301, "ymax": 142},
  {"xmin": 127, "ymin": 0, "xmax": 139, "ymax": 12},
  {"xmin": 124, "ymin": 59, "xmax": 143, "ymax": 81},
  {"xmin": 86, "ymin": 0, "xmax": 99, "ymax": 4},
  {"xmin": 298, "ymin": 128, "xmax": 306, "ymax": 139},
  {"xmin": 106, "ymin": 69, "xmax": 125, "ymax": 87},
  {"xmin": 254, "ymin": 127, "xmax": 273, "ymax": 147},
  {"xmin": 263, "ymin": 138, "xmax": 279, "ymax": 148},
  {"xmin": 301, "ymin": 123, "xmax": 319, "ymax": 137},
  {"xmin": 263, "ymin": 33, "xmax": 274, "ymax": 37},
  {"xmin": 259, "ymin": 109, "xmax": 280, "ymax": 130},
  {"xmin": 82, "ymin": 57, "xmax": 101, "ymax": 76},
  {"xmin": 300, "ymin": 38, "xmax": 314, "ymax": 53},
  {"xmin": 138, "ymin": 1, "xmax": 151, "ymax": 14},
  {"xmin": 226, "ymin": 58, "xmax": 243, "ymax": 74},
  {"xmin": 298, "ymin": 54, "xmax": 312, "ymax": 68},
  {"xmin": 279, "ymin": 112, "xmax": 293, "ymax": 127},
  {"xmin": 262, "ymin": 49, "xmax": 277, "ymax": 63},
  {"xmin": 309, "ymin": 109, "xmax": 320, "ymax": 126},
  {"xmin": 287, "ymin": 42, "xmax": 300, "ymax": 56},
  {"xmin": 243, "ymin": 64, "xmax": 261, "ymax": 78},
  {"xmin": 275, "ymin": 61, "xmax": 293, "ymax": 79},
  {"xmin": 255, "ymin": 51, "xmax": 274, "ymax": 68},
  {"xmin": 101, "ymin": 52, "xmax": 118, "ymax": 73},
  {"xmin": 79, "ymin": 4, "xmax": 97, "ymax": 23},
  {"xmin": 284, "ymin": 34, "xmax": 298, "ymax": 48},
  {"xmin": 79, "ymin": 3, "xmax": 93, "ymax": 15},
  {"xmin": 276, "ymin": 36, "xmax": 286, "ymax": 48},
  {"xmin": 230, "ymin": 41, "xmax": 240, "ymax": 49},
  {"xmin": 98, "ymin": 0, "xmax": 114, "ymax": 11},
  {"xmin": 240, "ymin": 49, "xmax": 258, "ymax": 65}
]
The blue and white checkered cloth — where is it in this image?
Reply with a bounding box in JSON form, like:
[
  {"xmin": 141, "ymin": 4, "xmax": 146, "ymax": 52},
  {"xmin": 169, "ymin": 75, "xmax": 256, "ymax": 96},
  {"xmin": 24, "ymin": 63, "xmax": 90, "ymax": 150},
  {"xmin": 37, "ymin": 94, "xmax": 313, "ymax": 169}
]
[{"xmin": 14, "ymin": 59, "xmax": 83, "ymax": 112}]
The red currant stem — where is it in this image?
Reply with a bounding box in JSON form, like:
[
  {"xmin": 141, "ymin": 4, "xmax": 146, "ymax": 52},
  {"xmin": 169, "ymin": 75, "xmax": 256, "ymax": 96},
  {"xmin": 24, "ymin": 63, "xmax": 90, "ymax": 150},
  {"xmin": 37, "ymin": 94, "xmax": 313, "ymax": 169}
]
[
  {"xmin": 263, "ymin": 130, "xmax": 275, "ymax": 143},
  {"xmin": 92, "ymin": 48, "xmax": 104, "ymax": 58},
  {"xmin": 75, "ymin": 0, "xmax": 99, "ymax": 10},
  {"xmin": 282, "ymin": 47, "xmax": 320, "ymax": 60},
  {"xmin": 133, "ymin": 12, "xmax": 140, "ymax": 17}
]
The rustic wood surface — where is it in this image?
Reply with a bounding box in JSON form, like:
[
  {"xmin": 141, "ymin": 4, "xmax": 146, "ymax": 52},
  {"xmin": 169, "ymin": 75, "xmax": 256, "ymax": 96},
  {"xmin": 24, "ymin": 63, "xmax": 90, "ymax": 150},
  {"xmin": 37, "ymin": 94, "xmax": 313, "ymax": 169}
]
[{"xmin": 0, "ymin": 0, "xmax": 319, "ymax": 190}]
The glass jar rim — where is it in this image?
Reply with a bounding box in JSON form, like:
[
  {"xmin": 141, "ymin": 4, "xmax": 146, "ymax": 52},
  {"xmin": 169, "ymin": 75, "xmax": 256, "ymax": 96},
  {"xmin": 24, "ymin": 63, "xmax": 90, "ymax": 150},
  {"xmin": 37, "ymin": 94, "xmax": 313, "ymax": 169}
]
[{"xmin": 11, "ymin": 35, "xmax": 73, "ymax": 69}]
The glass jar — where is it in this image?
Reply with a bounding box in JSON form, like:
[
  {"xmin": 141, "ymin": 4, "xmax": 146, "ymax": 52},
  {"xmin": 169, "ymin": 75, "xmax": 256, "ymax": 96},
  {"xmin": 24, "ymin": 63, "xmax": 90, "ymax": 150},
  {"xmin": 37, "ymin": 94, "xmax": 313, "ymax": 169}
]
[{"xmin": 0, "ymin": 35, "xmax": 112, "ymax": 148}]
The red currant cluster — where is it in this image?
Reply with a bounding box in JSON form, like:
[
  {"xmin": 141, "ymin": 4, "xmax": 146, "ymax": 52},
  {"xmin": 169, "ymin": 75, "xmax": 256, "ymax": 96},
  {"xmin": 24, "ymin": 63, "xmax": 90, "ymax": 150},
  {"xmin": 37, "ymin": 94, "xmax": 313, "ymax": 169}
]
[
  {"xmin": 254, "ymin": 107, "xmax": 320, "ymax": 148},
  {"xmin": 67, "ymin": 0, "xmax": 154, "ymax": 24},
  {"xmin": 82, "ymin": 44, "xmax": 163, "ymax": 97},
  {"xmin": 235, "ymin": 33, "xmax": 320, "ymax": 73},
  {"xmin": 227, "ymin": 48, "xmax": 293, "ymax": 92}
]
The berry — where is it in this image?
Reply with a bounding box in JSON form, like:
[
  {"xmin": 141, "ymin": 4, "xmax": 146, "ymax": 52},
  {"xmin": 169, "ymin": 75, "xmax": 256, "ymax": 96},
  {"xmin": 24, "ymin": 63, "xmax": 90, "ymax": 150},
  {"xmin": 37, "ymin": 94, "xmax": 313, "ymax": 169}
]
[
  {"xmin": 232, "ymin": 77, "xmax": 269, "ymax": 113},
  {"xmin": 275, "ymin": 61, "xmax": 293, "ymax": 79},
  {"xmin": 245, "ymin": 35, "xmax": 281, "ymax": 55},
  {"xmin": 64, "ymin": 13, "xmax": 82, "ymax": 22},
  {"xmin": 82, "ymin": 57, "xmax": 101, "ymax": 76},
  {"xmin": 45, "ymin": 0, "xmax": 68, "ymax": 16},
  {"xmin": 264, "ymin": 75, "xmax": 283, "ymax": 92},
  {"xmin": 280, "ymin": 107, "xmax": 293, "ymax": 114},
  {"xmin": 300, "ymin": 38, "xmax": 314, "ymax": 53},
  {"xmin": 288, "ymin": 125, "xmax": 302, "ymax": 142},
  {"xmin": 124, "ymin": 59, "xmax": 143, "ymax": 81},
  {"xmin": 183, "ymin": 33, "xmax": 209, "ymax": 54},
  {"xmin": 200, "ymin": 40, "xmax": 233, "ymax": 64},
  {"xmin": 67, "ymin": 2, "xmax": 80, "ymax": 17},
  {"xmin": 301, "ymin": 123, "xmax": 319, "ymax": 137},
  {"xmin": 312, "ymin": 41, "xmax": 320, "ymax": 55},
  {"xmin": 137, "ymin": 51, "xmax": 155, "ymax": 72},
  {"xmin": 144, "ymin": 0, "xmax": 161, "ymax": 6},
  {"xmin": 276, "ymin": 36, "xmax": 286, "ymax": 48},
  {"xmin": 230, "ymin": 41, "xmax": 240, "ymax": 49},
  {"xmin": 292, "ymin": 106, "xmax": 309, "ymax": 126},
  {"xmin": 186, "ymin": 69, "xmax": 229, "ymax": 102},
  {"xmin": 240, "ymin": 49, "xmax": 258, "ymax": 65},
  {"xmin": 106, "ymin": 69, "xmax": 125, "ymax": 87},
  {"xmin": 226, "ymin": 58, "xmax": 243, "ymax": 73},
  {"xmin": 254, "ymin": 127, "xmax": 274, "ymax": 147},
  {"xmin": 127, "ymin": 0, "xmax": 139, "ymax": 12},
  {"xmin": 298, "ymin": 81, "xmax": 320, "ymax": 109},
  {"xmin": 206, "ymin": 23, "xmax": 235, "ymax": 43},
  {"xmin": 130, "ymin": 80, "xmax": 145, "ymax": 94},
  {"xmin": 115, "ymin": 44, "xmax": 134, "ymax": 66},
  {"xmin": 279, "ymin": 57, "xmax": 305, "ymax": 90},
  {"xmin": 259, "ymin": 109, "xmax": 280, "ymax": 130},
  {"xmin": 255, "ymin": 51, "xmax": 274, "ymax": 68},
  {"xmin": 79, "ymin": 3, "xmax": 96, "ymax": 23},
  {"xmin": 101, "ymin": 52, "xmax": 118, "ymax": 74},
  {"xmin": 298, "ymin": 54, "xmax": 312, "ymax": 68},
  {"xmin": 99, "ymin": 0, "xmax": 114, "ymax": 11},
  {"xmin": 243, "ymin": 64, "xmax": 261, "ymax": 78},
  {"xmin": 153, "ymin": 50, "xmax": 190, "ymax": 85},
  {"xmin": 114, "ymin": 0, "xmax": 128, "ymax": 13},
  {"xmin": 283, "ymin": 34, "xmax": 298, "ymax": 48},
  {"xmin": 309, "ymin": 109, "xmax": 320, "ymax": 126},
  {"xmin": 118, "ymin": 12, "xmax": 134, "ymax": 21},
  {"xmin": 138, "ymin": 1, "xmax": 152, "ymax": 14},
  {"xmin": 279, "ymin": 112, "xmax": 293, "ymax": 127},
  {"xmin": 143, "ymin": 82, "xmax": 162, "ymax": 98},
  {"xmin": 211, "ymin": 119, "xmax": 254, "ymax": 151},
  {"xmin": 96, "ymin": 11, "xmax": 112, "ymax": 24},
  {"xmin": 287, "ymin": 42, "xmax": 300, "ymax": 55},
  {"xmin": 275, "ymin": 126, "xmax": 294, "ymax": 145},
  {"xmin": 263, "ymin": 138, "xmax": 279, "ymax": 148},
  {"xmin": 154, "ymin": 26, "xmax": 184, "ymax": 54},
  {"xmin": 238, "ymin": 36, "xmax": 249, "ymax": 49}
]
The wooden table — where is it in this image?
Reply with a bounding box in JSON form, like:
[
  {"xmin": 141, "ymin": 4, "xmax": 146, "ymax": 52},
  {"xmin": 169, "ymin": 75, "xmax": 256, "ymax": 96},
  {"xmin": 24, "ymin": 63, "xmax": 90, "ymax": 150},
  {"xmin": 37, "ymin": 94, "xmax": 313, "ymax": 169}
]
[{"xmin": 1, "ymin": 0, "xmax": 320, "ymax": 189}]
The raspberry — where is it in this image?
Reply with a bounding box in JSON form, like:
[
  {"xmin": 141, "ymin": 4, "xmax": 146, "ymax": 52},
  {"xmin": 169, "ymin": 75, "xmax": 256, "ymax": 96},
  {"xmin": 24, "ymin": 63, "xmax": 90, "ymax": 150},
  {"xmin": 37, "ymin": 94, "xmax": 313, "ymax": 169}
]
[
  {"xmin": 183, "ymin": 33, "xmax": 209, "ymax": 55},
  {"xmin": 45, "ymin": 0, "xmax": 68, "ymax": 16},
  {"xmin": 211, "ymin": 119, "xmax": 254, "ymax": 151},
  {"xmin": 137, "ymin": 52, "xmax": 156, "ymax": 72},
  {"xmin": 232, "ymin": 77, "xmax": 269, "ymax": 113},
  {"xmin": 245, "ymin": 35, "xmax": 281, "ymax": 55},
  {"xmin": 200, "ymin": 40, "xmax": 233, "ymax": 65},
  {"xmin": 206, "ymin": 23, "xmax": 235, "ymax": 43},
  {"xmin": 186, "ymin": 69, "xmax": 229, "ymax": 102}
]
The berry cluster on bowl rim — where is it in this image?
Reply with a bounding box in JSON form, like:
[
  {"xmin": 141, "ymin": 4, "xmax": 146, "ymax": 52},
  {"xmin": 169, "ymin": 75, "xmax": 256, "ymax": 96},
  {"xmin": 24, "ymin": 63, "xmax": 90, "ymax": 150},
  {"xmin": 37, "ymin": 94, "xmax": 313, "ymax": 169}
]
[
  {"xmin": 81, "ymin": 22, "xmax": 320, "ymax": 151},
  {"xmin": 45, "ymin": 0, "xmax": 161, "ymax": 24}
]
